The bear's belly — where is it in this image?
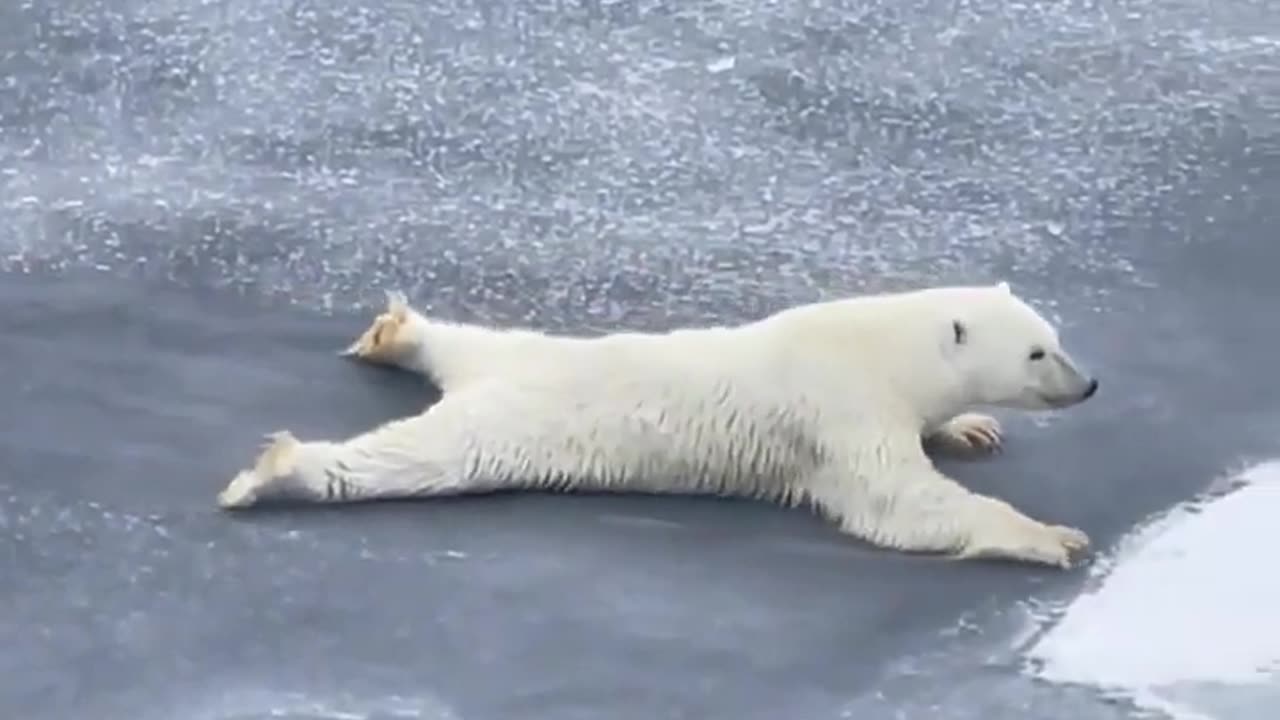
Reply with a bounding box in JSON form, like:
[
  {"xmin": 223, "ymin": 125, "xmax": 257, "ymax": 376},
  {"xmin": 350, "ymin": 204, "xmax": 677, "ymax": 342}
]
[{"xmin": 451, "ymin": 372, "xmax": 833, "ymax": 496}]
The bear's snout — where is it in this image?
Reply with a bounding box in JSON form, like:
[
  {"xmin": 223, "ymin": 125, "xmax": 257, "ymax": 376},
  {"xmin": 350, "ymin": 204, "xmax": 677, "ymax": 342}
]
[{"xmin": 1082, "ymin": 378, "xmax": 1099, "ymax": 400}]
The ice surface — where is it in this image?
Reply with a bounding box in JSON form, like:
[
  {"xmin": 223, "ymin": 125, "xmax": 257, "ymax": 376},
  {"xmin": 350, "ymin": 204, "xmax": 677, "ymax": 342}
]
[
  {"xmin": 2, "ymin": 1, "xmax": 1279, "ymax": 718},
  {"xmin": 3, "ymin": 0, "xmax": 1275, "ymax": 326}
]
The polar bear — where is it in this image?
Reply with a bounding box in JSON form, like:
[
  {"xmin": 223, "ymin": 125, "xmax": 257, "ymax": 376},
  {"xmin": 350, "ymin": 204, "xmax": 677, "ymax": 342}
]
[{"xmin": 216, "ymin": 282, "xmax": 1099, "ymax": 568}]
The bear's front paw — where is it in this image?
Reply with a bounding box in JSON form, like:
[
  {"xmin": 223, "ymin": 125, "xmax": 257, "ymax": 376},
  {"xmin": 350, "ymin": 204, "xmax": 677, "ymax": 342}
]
[
  {"xmin": 342, "ymin": 290, "xmax": 414, "ymax": 363},
  {"xmin": 929, "ymin": 413, "xmax": 1003, "ymax": 455},
  {"xmin": 960, "ymin": 521, "xmax": 1091, "ymax": 569},
  {"xmin": 1031, "ymin": 524, "xmax": 1091, "ymax": 569}
]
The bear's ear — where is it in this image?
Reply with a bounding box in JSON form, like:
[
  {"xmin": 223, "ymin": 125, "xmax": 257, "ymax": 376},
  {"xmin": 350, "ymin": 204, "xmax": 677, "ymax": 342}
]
[
  {"xmin": 952, "ymin": 319, "xmax": 968, "ymax": 346},
  {"xmin": 995, "ymin": 281, "xmax": 1011, "ymax": 294}
]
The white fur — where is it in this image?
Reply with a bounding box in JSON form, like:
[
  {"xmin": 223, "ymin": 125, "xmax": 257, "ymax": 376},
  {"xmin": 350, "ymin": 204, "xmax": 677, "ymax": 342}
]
[{"xmin": 217, "ymin": 283, "xmax": 1099, "ymax": 568}]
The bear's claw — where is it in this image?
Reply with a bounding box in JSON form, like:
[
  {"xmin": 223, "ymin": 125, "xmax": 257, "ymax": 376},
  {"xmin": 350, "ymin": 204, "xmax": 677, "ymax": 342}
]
[
  {"xmin": 1049, "ymin": 524, "xmax": 1091, "ymax": 556},
  {"xmin": 931, "ymin": 412, "xmax": 1003, "ymax": 455}
]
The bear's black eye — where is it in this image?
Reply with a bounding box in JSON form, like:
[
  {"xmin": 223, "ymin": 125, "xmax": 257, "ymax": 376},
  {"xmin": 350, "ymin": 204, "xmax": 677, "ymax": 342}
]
[{"xmin": 1029, "ymin": 348, "xmax": 1046, "ymax": 361}]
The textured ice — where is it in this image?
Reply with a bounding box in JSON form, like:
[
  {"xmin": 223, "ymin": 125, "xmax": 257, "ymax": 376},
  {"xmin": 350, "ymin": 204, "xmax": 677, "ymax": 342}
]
[{"xmin": 1, "ymin": 0, "xmax": 1275, "ymax": 331}]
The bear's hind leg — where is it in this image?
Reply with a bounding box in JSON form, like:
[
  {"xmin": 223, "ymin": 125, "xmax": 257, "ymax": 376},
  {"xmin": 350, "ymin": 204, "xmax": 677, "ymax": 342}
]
[
  {"xmin": 216, "ymin": 409, "xmax": 474, "ymax": 510},
  {"xmin": 215, "ymin": 379, "xmax": 761, "ymax": 511},
  {"xmin": 923, "ymin": 412, "xmax": 1002, "ymax": 456},
  {"xmin": 341, "ymin": 291, "xmax": 572, "ymax": 391}
]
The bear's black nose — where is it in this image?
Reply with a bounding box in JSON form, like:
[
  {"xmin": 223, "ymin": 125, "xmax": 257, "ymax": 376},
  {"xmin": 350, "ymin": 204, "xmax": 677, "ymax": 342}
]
[{"xmin": 1082, "ymin": 378, "xmax": 1099, "ymax": 399}]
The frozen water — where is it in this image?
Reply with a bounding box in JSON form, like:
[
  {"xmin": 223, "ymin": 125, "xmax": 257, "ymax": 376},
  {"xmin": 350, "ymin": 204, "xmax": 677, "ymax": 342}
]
[
  {"xmin": 1, "ymin": 0, "xmax": 1275, "ymax": 329},
  {"xmin": 1, "ymin": 0, "xmax": 1278, "ymax": 718}
]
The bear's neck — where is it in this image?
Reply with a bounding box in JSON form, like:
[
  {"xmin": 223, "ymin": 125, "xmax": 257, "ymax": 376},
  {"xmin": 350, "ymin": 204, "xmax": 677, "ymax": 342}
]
[{"xmin": 759, "ymin": 303, "xmax": 972, "ymax": 431}]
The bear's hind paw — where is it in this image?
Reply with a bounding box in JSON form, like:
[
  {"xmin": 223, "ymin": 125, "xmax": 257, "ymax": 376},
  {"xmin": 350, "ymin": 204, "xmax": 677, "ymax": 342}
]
[
  {"xmin": 341, "ymin": 290, "xmax": 414, "ymax": 362},
  {"xmin": 215, "ymin": 431, "xmax": 299, "ymax": 510}
]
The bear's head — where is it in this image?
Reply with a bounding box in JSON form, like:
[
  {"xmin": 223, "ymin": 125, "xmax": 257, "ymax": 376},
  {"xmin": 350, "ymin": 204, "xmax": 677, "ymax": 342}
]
[{"xmin": 946, "ymin": 282, "xmax": 1098, "ymax": 411}]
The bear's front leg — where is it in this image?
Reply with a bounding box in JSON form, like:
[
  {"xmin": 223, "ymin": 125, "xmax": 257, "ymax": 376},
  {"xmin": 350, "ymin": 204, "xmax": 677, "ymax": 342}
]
[
  {"xmin": 924, "ymin": 412, "xmax": 1002, "ymax": 456},
  {"xmin": 802, "ymin": 441, "xmax": 1089, "ymax": 569}
]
